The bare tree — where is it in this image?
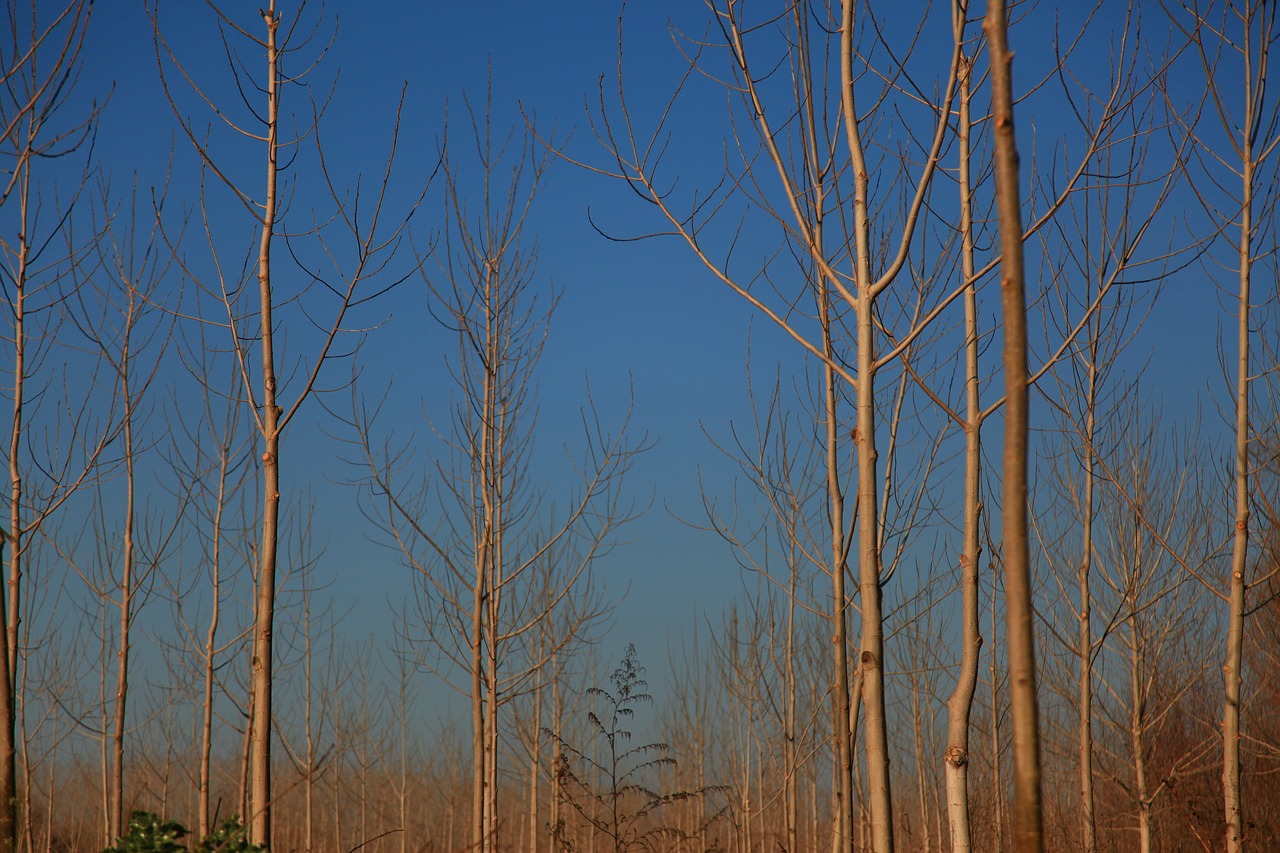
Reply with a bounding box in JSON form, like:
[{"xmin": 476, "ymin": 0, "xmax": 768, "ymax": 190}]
[
  {"xmin": 567, "ymin": 4, "xmax": 969, "ymax": 846},
  {"xmin": 575, "ymin": 3, "xmax": 1157, "ymax": 845},
  {"xmin": 150, "ymin": 1, "xmax": 421, "ymax": 843},
  {"xmin": 161, "ymin": 337, "xmax": 260, "ymax": 841},
  {"xmin": 354, "ymin": 100, "xmax": 643, "ymax": 853},
  {"xmin": 698, "ymin": 363, "xmax": 836, "ymax": 853},
  {"xmin": 0, "ymin": 3, "xmax": 108, "ymax": 850},
  {"xmin": 1161, "ymin": 2, "xmax": 1280, "ymax": 848},
  {"xmin": 1099, "ymin": 415, "xmax": 1214, "ymax": 852},
  {"xmin": 57, "ymin": 173, "xmax": 184, "ymax": 844}
]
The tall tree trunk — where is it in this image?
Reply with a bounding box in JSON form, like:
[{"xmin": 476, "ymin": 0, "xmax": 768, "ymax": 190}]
[
  {"xmin": 249, "ymin": 4, "xmax": 283, "ymax": 846},
  {"xmin": 200, "ymin": 442, "xmax": 229, "ymax": 840},
  {"xmin": 1221, "ymin": 11, "xmax": 1260, "ymax": 847},
  {"xmin": 0, "ymin": 159, "xmax": 26, "ymax": 853},
  {"xmin": 820, "ymin": 205, "xmax": 854, "ymax": 853},
  {"xmin": 111, "ymin": 343, "xmax": 137, "ymax": 842},
  {"xmin": 987, "ymin": 2, "xmax": 1044, "ymax": 850},
  {"xmin": 1223, "ymin": 81, "xmax": 1251, "ymax": 853},
  {"xmin": 944, "ymin": 51, "xmax": 982, "ymax": 853},
  {"xmin": 1077, "ymin": 322, "xmax": 1099, "ymax": 853},
  {"xmin": 840, "ymin": 3, "xmax": 893, "ymax": 847}
]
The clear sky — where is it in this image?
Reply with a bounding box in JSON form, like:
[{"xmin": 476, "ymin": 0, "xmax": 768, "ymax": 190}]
[
  {"xmin": 73, "ymin": 1, "xmax": 799, "ymax": 689},
  {"xmin": 43, "ymin": 0, "xmax": 1234, "ymax": 719}
]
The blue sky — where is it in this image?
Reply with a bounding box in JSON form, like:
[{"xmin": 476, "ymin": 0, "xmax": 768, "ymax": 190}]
[
  {"xmin": 48, "ymin": 0, "xmax": 1241, "ymax": 722},
  {"xmin": 75, "ymin": 1, "xmax": 788, "ymax": 681}
]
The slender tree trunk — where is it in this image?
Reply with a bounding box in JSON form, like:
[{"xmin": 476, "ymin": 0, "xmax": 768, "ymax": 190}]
[
  {"xmin": 249, "ymin": 4, "xmax": 283, "ymax": 846},
  {"xmin": 484, "ymin": 653, "xmax": 498, "ymax": 853},
  {"xmin": 987, "ymin": 2, "xmax": 1044, "ymax": 850},
  {"xmin": 398, "ymin": 660, "xmax": 408, "ymax": 853},
  {"xmin": 470, "ymin": 255, "xmax": 504, "ymax": 853},
  {"xmin": 840, "ymin": 3, "xmax": 893, "ymax": 848},
  {"xmin": 944, "ymin": 52, "xmax": 981, "ymax": 853},
  {"xmin": 1223, "ymin": 96, "xmax": 1251, "ymax": 853},
  {"xmin": 41, "ymin": 742, "xmax": 51, "ymax": 853},
  {"xmin": 785, "ymin": 556, "xmax": 798, "ymax": 853},
  {"xmin": 911, "ymin": 655, "xmax": 931, "ymax": 853},
  {"xmin": 987, "ymin": 581, "xmax": 1005, "ymax": 851},
  {"xmin": 111, "ymin": 351, "xmax": 136, "ymax": 842},
  {"xmin": 529, "ymin": 675, "xmax": 541, "ymax": 853},
  {"xmin": 100, "ymin": 600, "xmax": 110, "ymax": 847},
  {"xmin": 471, "ymin": 571, "xmax": 485, "ymax": 853},
  {"xmin": 820, "ymin": 221, "xmax": 854, "ymax": 853},
  {"xmin": 304, "ymin": 594, "xmax": 316, "ymax": 853},
  {"xmin": 199, "ymin": 445, "xmax": 228, "ymax": 840},
  {"xmin": 1078, "ymin": 334, "xmax": 1099, "ymax": 853},
  {"xmin": 0, "ymin": 146, "xmax": 29, "ymax": 853},
  {"xmin": 240, "ymin": 680, "xmax": 253, "ymax": 826},
  {"xmin": 550, "ymin": 669, "xmax": 562, "ymax": 850},
  {"xmin": 1127, "ymin": 607, "xmax": 1151, "ymax": 853},
  {"xmin": 852, "ymin": 125, "xmax": 893, "ymax": 853},
  {"xmin": 1221, "ymin": 14, "xmax": 1259, "ymax": 847}
]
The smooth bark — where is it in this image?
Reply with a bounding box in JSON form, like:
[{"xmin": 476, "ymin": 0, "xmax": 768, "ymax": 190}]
[
  {"xmin": 247, "ymin": 5, "xmax": 283, "ymax": 845},
  {"xmin": 987, "ymin": 1, "xmax": 1044, "ymax": 850},
  {"xmin": 943, "ymin": 50, "xmax": 982, "ymax": 853}
]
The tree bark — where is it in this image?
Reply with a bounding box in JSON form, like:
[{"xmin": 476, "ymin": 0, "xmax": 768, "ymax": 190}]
[
  {"xmin": 987, "ymin": 1, "xmax": 1044, "ymax": 850},
  {"xmin": 840, "ymin": 3, "xmax": 893, "ymax": 847},
  {"xmin": 944, "ymin": 51, "xmax": 982, "ymax": 853},
  {"xmin": 111, "ymin": 315, "xmax": 137, "ymax": 842},
  {"xmin": 1223, "ymin": 80, "xmax": 1251, "ymax": 853},
  {"xmin": 248, "ymin": 4, "xmax": 283, "ymax": 845}
]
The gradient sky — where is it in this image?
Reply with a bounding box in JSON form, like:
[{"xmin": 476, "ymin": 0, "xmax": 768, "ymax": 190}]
[
  {"xmin": 54, "ymin": 0, "xmax": 1235, "ymax": 716},
  {"xmin": 75, "ymin": 1, "xmax": 792, "ymax": 683}
]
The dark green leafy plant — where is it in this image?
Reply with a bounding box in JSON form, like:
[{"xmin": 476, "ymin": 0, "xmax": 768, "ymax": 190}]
[
  {"xmin": 103, "ymin": 812, "xmax": 188, "ymax": 853},
  {"xmin": 103, "ymin": 812, "xmax": 266, "ymax": 853},
  {"xmin": 193, "ymin": 817, "xmax": 266, "ymax": 853},
  {"xmin": 549, "ymin": 645, "xmax": 726, "ymax": 853}
]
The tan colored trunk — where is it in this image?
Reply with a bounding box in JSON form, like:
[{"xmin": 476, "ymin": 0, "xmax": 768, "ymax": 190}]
[
  {"xmin": 853, "ymin": 318, "xmax": 891, "ymax": 853},
  {"xmin": 529, "ymin": 679, "xmax": 541, "ymax": 853},
  {"xmin": 785, "ymin": 561, "xmax": 799, "ymax": 853},
  {"xmin": 240, "ymin": 676, "xmax": 253, "ymax": 826},
  {"xmin": 111, "ymin": 347, "xmax": 137, "ymax": 842},
  {"xmin": 944, "ymin": 53, "xmax": 981, "ymax": 853},
  {"xmin": 0, "ymin": 141, "xmax": 30, "ymax": 853},
  {"xmin": 1223, "ymin": 101, "xmax": 1250, "ymax": 853},
  {"xmin": 819, "ymin": 188, "xmax": 854, "ymax": 853},
  {"xmin": 839, "ymin": 3, "xmax": 893, "ymax": 848},
  {"xmin": 199, "ymin": 441, "xmax": 229, "ymax": 840},
  {"xmin": 470, "ymin": 258, "xmax": 505, "ymax": 853},
  {"xmin": 248, "ymin": 5, "xmax": 283, "ymax": 845},
  {"xmin": 471, "ymin": 571, "xmax": 485, "ymax": 852},
  {"xmin": 910, "ymin": 655, "xmax": 931, "ymax": 853},
  {"xmin": 989, "ymin": 591, "xmax": 1005, "ymax": 851},
  {"xmin": 987, "ymin": 2, "xmax": 1044, "ymax": 850},
  {"xmin": 550, "ymin": 671, "xmax": 562, "ymax": 849},
  {"xmin": 305, "ymin": 594, "xmax": 317, "ymax": 853},
  {"xmin": 1078, "ymin": 347, "xmax": 1099, "ymax": 853},
  {"xmin": 1127, "ymin": 607, "xmax": 1151, "ymax": 853},
  {"xmin": 1221, "ymin": 15, "xmax": 1259, "ymax": 847}
]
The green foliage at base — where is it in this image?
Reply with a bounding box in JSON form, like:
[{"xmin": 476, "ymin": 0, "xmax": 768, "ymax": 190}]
[
  {"xmin": 104, "ymin": 812, "xmax": 187, "ymax": 853},
  {"xmin": 103, "ymin": 812, "xmax": 267, "ymax": 853},
  {"xmin": 193, "ymin": 817, "xmax": 267, "ymax": 853}
]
